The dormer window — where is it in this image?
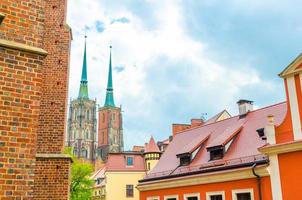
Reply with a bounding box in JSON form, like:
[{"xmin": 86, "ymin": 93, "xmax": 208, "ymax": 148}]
[
  {"xmin": 208, "ymin": 146, "xmax": 224, "ymax": 161},
  {"xmin": 207, "ymin": 124, "xmax": 242, "ymax": 161},
  {"xmin": 126, "ymin": 156, "xmax": 134, "ymax": 166},
  {"xmin": 178, "ymin": 153, "xmax": 191, "ymax": 166}
]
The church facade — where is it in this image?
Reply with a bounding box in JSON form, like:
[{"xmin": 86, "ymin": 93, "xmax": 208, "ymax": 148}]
[{"xmin": 67, "ymin": 38, "xmax": 97, "ymax": 161}]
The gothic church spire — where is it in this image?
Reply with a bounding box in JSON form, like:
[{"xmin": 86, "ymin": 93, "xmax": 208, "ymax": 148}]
[
  {"xmin": 78, "ymin": 36, "xmax": 89, "ymax": 99},
  {"xmin": 104, "ymin": 45, "xmax": 115, "ymax": 107}
]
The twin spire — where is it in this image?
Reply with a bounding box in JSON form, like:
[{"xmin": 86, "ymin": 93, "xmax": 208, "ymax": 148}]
[
  {"xmin": 78, "ymin": 36, "xmax": 115, "ymax": 107},
  {"xmin": 78, "ymin": 36, "xmax": 88, "ymax": 99}
]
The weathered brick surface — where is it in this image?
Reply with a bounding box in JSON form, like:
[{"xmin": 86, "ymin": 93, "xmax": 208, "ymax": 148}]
[
  {"xmin": 36, "ymin": 0, "xmax": 71, "ymax": 154},
  {"xmin": 0, "ymin": 47, "xmax": 44, "ymax": 199},
  {"xmin": 0, "ymin": 0, "xmax": 71, "ymax": 199},
  {"xmin": 34, "ymin": 158, "xmax": 71, "ymax": 199},
  {"xmin": 0, "ymin": 0, "xmax": 45, "ymax": 47}
]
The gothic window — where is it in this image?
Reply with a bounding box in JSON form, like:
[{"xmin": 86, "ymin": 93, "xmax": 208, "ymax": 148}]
[
  {"xmin": 74, "ymin": 110, "xmax": 77, "ymax": 120},
  {"xmin": 114, "ymin": 135, "xmax": 118, "ymax": 144},
  {"xmin": 103, "ymin": 113, "xmax": 105, "ymax": 123},
  {"xmin": 73, "ymin": 148, "xmax": 77, "ymax": 156},
  {"xmin": 112, "ymin": 113, "xmax": 115, "ymax": 121},
  {"xmin": 86, "ymin": 130, "xmax": 89, "ymax": 139},
  {"xmin": 102, "ymin": 131, "xmax": 104, "ymax": 143},
  {"xmin": 86, "ymin": 110, "xmax": 90, "ymax": 121},
  {"xmin": 82, "ymin": 148, "xmax": 87, "ymax": 158}
]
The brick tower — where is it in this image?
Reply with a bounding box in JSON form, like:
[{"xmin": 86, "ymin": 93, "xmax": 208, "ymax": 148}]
[
  {"xmin": 97, "ymin": 46, "xmax": 124, "ymax": 161},
  {"xmin": 67, "ymin": 36, "xmax": 97, "ymax": 162},
  {"xmin": 0, "ymin": 0, "xmax": 72, "ymax": 199}
]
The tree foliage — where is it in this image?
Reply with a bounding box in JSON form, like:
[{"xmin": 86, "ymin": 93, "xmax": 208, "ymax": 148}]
[{"xmin": 64, "ymin": 147, "xmax": 94, "ymax": 200}]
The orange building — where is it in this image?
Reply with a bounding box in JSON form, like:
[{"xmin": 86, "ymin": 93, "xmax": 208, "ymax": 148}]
[{"xmin": 138, "ymin": 54, "xmax": 302, "ymax": 200}]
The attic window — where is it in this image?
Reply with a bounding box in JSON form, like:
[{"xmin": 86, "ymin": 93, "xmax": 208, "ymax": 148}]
[
  {"xmin": 179, "ymin": 154, "xmax": 191, "ymax": 166},
  {"xmin": 208, "ymin": 146, "xmax": 224, "ymax": 161}
]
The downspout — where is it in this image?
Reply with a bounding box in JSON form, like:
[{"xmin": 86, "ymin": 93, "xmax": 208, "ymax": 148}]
[{"xmin": 252, "ymin": 163, "xmax": 262, "ymax": 200}]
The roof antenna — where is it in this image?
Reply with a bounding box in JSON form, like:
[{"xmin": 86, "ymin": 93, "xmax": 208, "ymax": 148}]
[{"xmin": 201, "ymin": 113, "xmax": 207, "ymax": 121}]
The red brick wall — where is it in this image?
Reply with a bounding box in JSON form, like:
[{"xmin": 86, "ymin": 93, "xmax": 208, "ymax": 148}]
[
  {"xmin": 36, "ymin": 0, "xmax": 71, "ymax": 154},
  {"xmin": 34, "ymin": 157, "xmax": 71, "ymax": 199},
  {"xmin": 0, "ymin": 47, "xmax": 44, "ymax": 199},
  {"xmin": 0, "ymin": 0, "xmax": 45, "ymax": 47},
  {"xmin": 0, "ymin": 0, "xmax": 72, "ymax": 199},
  {"xmin": 98, "ymin": 107, "xmax": 121, "ymax": 146}
]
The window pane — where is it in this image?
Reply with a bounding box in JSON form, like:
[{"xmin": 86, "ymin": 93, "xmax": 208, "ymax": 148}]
[
  {"xmin": 166, "ymin": 198, "xmax": 177, "ymax": 200},
  {"xmin": 210, "ymin": 195, "xmax": 223, "ymax": 200},
  {"xmin": 187, "ymin": 197, "xmax": 198, "ymax": 200},
  {"xmin": 236, "ymin": 193, "xmax": 251, "ymax": 200},
  {"xmin": 126, "ymin": 185, "xmax": 134, "ymax": 197},
  {"xmin": 127, "ymin": 157, "xmax": 134, "ymax": 166}
]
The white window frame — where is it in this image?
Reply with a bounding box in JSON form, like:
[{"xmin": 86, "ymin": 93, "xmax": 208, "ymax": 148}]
[
  {"xmin": 206, "ymin": 191, "xmax": 225, "ymax": 200},
  {"xmin": 164, "ymin": 195, "xmax": 179, "ymax": 200},
  {"xmin": 147, "ymin": 196, "xmax": 160, "ymax": 200},
  {"xmin": 183, "ymin": 193, "xmax": 200, "ymax": 200},
  {"xmin": 232, "ymin": 189, "xmax": 254, "ymax": 200}
]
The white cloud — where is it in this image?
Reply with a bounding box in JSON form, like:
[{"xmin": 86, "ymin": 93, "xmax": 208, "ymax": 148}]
[{"xmin": 67, "ymin": 0, "xmax": 280, "ymax": 149}]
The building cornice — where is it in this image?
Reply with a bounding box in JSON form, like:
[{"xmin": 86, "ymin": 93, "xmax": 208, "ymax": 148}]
[
  {"xmin": 137, "ymin": 165, "xmax": 269, "ymax": 191},
  {"xmin": 258, "ymin": 139, "xmax": 302, "ymax": 155},
  {"xmin": 0, "ymin": 39, "xmax": 48, "ymax": 56}
]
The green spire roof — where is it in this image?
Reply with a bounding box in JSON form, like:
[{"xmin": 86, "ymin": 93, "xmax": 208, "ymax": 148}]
[
  {"xmin": 78, "ymin": 36, "xmax": 89, "ymax": 99},
  {"xmin": 104, "ymin": 46, "xmax": 115, "ymax": 107}
]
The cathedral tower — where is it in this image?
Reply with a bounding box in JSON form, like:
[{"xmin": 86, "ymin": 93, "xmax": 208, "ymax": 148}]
[
  {"xmin": 67, "ymin": 37, "xmax": 97, "ymax": 161},
  {"xmin": 98, "ymin": 46, "xmax": 124, "ymax": 161}
]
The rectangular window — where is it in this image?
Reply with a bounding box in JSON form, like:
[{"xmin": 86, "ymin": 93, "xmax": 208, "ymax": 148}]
[
  {"xmin": 127, "ymin": 156, "xmax": 134, "ymax": 166},
  {"xmin": 179, "ymin": 154, "xmax": 191, "ymax": 166},
  {"xmin": 236, "ymin": 193, "xmax": 251, "ymax": 200},
  {"xmin": 126, "ymin": 185, "xmax": 134, "ymax": 197},
  {"xmin": 184, "ymin": 193, "xmax": 200, "ymax": 200},
  {"xmin": 232, "ymin": 189, "xmax": 254, "ymax": 200},
  {"xmin": 164, "ymin": 195, "xmax": 178, "ymax": 200},
  {"xmin": 147, "ymin": 197, "xmax": 160, "ymax": 200},
  {"xmin": 206, "ymin": 191, "xmax": 225, "ymax": 200},
  {"xmin": 209, "ymin": 148, "xmax": 224, "ymax": 160}
]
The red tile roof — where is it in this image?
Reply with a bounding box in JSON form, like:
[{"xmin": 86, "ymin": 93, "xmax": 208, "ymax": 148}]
[
  {"xmin": 145, "ymin": 137, "xmax": 160, "ymax": 153},
  {"xmin": 144, "ymin": 102, "xmax": 287, "ymax": 180}
]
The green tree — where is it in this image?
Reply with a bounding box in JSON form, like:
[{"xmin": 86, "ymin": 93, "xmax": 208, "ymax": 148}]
[{"xmin": 64, "ymin": 147, "xmax": 94, "ymax": 200}]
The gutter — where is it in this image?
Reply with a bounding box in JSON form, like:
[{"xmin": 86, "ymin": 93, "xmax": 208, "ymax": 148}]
[
  {"xmin": 139, "ymin": 159, "xmax": 268, "ymax": 183},
  {"xmin": 252, "ymin": 163, "xmax": 262, "ymax": 200}
]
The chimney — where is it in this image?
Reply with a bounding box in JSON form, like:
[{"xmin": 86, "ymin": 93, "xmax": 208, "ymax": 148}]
[
  {"xmin": 191, "ymin": 119, "xmax": 204, "ymax": 127},
  {"xmin": 237, "ymin": 99, "xmax": 253, "ymax": 116}
]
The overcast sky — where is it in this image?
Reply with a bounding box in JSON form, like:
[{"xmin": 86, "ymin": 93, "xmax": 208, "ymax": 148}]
[{"xmin": 66, "ymin": 0, "xmax": 302, "ymax": 150}]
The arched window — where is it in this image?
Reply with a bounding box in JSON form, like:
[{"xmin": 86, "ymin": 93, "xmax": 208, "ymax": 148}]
[
  {"xmin": 73, "ymin": 148, "xmax": 77, "ymax": 156},
  {"xmin": 86, "ymin": 130, "xmax": 89, "ymax": 139},
  {"xmin": 74, "ymin": 110, "xmax": 77, "ymax": 120},
  {"xmin": 86, "ymin": 110, "xmax": 90, "ymax": 121},
  {"xmin": 102, "ymin": 113, "xmax": 105, "ymax": 123},
  {"xmin": 81, "ymin": 148, "xmax": 87, "ymax": 158}
]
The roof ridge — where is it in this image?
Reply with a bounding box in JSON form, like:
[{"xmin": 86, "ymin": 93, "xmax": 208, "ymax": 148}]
[{"xmin": 174, "ymin": 101, "xmax": 286, "ymax": 136}]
